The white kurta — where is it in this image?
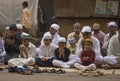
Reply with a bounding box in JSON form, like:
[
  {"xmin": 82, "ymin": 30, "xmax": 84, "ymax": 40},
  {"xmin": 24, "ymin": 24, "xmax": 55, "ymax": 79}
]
[
  {"xmin": 104, "ymin": 35, "xmax": 120, "ymax": 65},
  {"xmin": 40, "ymin": 32, "xmax": 60, "ymax": 47},
  {"xmin": 37, "ymin": 44, "xmax": 56, "ymax": 59},
  {"xmin": 8, "ymin": 42, "xmax": 36, "ymax": 67},
  {"xmin": 76, "ymin": 36, "xmax": 103, "ymax": 64}
]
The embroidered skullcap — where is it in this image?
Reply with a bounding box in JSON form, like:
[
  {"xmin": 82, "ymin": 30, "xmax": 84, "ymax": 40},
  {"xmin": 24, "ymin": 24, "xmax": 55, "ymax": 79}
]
[
  {"xmin": 22, "ymin": 32, "xmax": 30, "ymax": 39},
  {"xmin": 69, "ymin": 37, "xmax": 76, "ymax": 43},
  {"xmin": 93, "ymin": 23, "xmax": 100, "ymax": 30}
]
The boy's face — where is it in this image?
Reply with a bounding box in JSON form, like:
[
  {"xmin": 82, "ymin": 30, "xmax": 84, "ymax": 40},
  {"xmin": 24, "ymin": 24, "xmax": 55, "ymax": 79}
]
[
  {"xmin": 44, "ymin": 39, "xmax": 51, "ymax": 46},
  {"xmin": 74, "ymin": 27, "xmax": 80, "ymax": 32},
  {"xmin": 58, "ymin": 42, "xmax": 66, "ymax": 48},
  {"xmin": 22, "ymin": 38, "xmax": 29, "ymax": 47},
  {"xmin": 84, "ymin": 42, "xmax": 92, "ymax": 50}
]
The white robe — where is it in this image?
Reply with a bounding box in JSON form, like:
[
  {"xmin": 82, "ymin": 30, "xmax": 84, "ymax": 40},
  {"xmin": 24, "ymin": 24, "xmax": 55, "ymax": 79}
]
[{"xmin": 104, "ymin": 35, "xmax": 120, "ymax": 65}]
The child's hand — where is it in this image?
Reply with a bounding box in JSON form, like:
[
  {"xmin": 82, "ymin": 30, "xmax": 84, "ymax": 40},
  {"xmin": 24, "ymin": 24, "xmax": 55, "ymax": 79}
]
[
  {"xmin": 19, "ymin": 44, "xmax": 26, "ymax": 51},
  {"xmin": 41, "ymin": 57, "xmax": 47, "ymax": 61},
  {"xmin": 83, "ymin": 57, "xmax": 89, "ymax": 61}
]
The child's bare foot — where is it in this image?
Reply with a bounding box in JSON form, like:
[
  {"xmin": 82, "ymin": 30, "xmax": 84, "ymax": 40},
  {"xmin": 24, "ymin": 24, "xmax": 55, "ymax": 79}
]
[{"xmin": 102, "ymin": 64, "xmax": 111, "ymax": 70}]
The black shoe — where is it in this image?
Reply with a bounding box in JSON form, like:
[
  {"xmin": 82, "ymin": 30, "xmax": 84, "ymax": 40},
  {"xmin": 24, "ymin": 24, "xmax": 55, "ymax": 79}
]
[{"xmin": 0, "ymin": 68, "xmax": 3, "ymax": 71}]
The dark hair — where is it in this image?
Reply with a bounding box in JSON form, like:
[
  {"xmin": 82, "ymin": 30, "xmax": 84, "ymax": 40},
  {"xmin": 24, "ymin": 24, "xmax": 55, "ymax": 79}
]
[
  {"xmin": 22, "ymin": 1, "xmax": 28, "ymax": 7},
  {"xmin": 5, "ymin": 35, "xmax": 14, "ymax": 40},
  {"xmin": 9, "ymin": 24, "xmax": 17, "ymax": 31}
]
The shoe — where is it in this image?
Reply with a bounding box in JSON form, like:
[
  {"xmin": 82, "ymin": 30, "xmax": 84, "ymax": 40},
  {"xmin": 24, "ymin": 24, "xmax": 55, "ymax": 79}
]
[
  {"xmin": 78, "ymin": 71, "xmax": 88, "ymax": 76},
  {"xmin": 0, "ymin": 68, "xmax": 3, "ymax": 71},
  {"xmin": 56, "ymin": 69, "xmax": 66, "ymax": 74}
]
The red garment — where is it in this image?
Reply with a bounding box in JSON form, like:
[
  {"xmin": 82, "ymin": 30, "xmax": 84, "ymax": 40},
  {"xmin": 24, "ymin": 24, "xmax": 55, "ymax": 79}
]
[{"xmin": 80, "ymin": 50, "xmax": 95, "ymax": 66}]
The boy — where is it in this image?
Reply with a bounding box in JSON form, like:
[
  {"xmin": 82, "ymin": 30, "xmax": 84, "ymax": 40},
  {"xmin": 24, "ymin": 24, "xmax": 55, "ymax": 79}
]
[
  {"xmin": 74, "ymin": 38, "xmax": 96, "ymax": 71},
  {"xmin": 35, "ymin": 33, "xmax": 56, "ymax": 67},
  {"xmin": 8, "ymin": 33, "xmax": 36, "ymax": 67},
  {"xmin": 53, "ymin": 37, "xmax": 71, "ymax": 68}
]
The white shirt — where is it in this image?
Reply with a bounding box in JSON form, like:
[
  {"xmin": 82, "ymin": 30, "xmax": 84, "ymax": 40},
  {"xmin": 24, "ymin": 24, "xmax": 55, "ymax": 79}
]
[
  {"xmin": 108, "ymin": 35, "xmax": 120, "ymax": 56},
  {"xmin": 20, "ymin": 42, "xmax": 36, "ymax": 58},
  {"xmin": 38, "ymin": 44, "xmax": 56, "ymax": 59}
]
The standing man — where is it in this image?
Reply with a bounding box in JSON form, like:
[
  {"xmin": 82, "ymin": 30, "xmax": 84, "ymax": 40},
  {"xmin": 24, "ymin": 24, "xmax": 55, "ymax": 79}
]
[{"xmin": 22, "ymin": 1, "xmax": 31, "ymax": 33}]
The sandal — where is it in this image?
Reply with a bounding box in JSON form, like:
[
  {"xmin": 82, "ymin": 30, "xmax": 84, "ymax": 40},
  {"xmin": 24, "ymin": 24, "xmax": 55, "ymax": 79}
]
[
  {"xmin": 48, "ymin": 68, "xmax": 57, "ymax": 73},
  {"xmin": 78, "ymin": 71, "xmax": 88, "ymax": 76},
  {"xmin": 93, "ymin": 71, "xmax": 106, "ymax": 76},
  {"xmin": 56, "ymin": 69, "xmax": 66, "ymax": 74},
  {"xmin": 32, "ymin": 68, "xmax": 42, "ymax": 73}
]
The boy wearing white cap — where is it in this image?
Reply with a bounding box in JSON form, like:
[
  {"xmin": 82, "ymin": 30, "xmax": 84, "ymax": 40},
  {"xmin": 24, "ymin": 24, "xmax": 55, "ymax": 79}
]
[
  {"xmin": 76, "ymin": 26, "xmax": 103, "ymax": 66},
  {"xmin": 53, "ymin": 37, "xmax": 76, "ymax": 68},
  {"xmin": 102, "ymin": 21, "xmax": 118, "ymax": 56},
  {"xmin": 40, "ymin": 23, "xmax": 60, "ymax": 47},
  {"xmin": 8, "ymin": 33, "xmax": 36, "ymax": 67},
  {"xmin": 35, "ymin": 33, "xmax": 56, "ymax": 67},
  {"xmin": 67, "ymin": 23, "xmax": 82, "ymax": 47}
]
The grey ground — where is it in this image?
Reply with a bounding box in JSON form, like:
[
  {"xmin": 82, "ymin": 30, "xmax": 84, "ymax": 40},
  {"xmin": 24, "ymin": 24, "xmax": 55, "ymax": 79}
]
[{"xmin": 0, "ymin": 67, "xmax": 120, "ymax": 81}]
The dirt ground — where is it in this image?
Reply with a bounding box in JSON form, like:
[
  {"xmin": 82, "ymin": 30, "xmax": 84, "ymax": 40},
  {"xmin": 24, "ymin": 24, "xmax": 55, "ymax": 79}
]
[{"xmin": 0, "ymin": 68, "xmax": 120, "ymax": 81}]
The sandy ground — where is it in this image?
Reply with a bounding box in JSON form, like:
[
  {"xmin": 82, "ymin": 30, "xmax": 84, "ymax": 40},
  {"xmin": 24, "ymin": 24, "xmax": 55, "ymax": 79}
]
[{"xmin": 0, "ymin": 68, "xmax": 120, "ymax": 81}]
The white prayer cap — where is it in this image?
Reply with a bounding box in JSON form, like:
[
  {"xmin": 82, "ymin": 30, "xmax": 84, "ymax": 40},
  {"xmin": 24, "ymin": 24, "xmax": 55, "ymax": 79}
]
[
  {"xmin": 51, "ymin": 23, "xmax": 60, "ymax": 32},
  {"xmin": 69, "ymin": 37, "xmax": 76, "ymax": 43},
  {"xmin": 73, "ymin": 23, "xmax": 81, "ymax": 27},
  {"xmin": 44, "ymin": 33, "xmax": 52, "ymax": 39},
  {"xmin": 58, "ymin": 37, "xmax": 66, "ymax": 43},
  {"xmin": 81, "ymin": 26, "xmax": 91, "ymax": 33},
  {"xmin": 16, "ymin": 24, "xmax": 23, "ymax": 29},
  {"xmin": 107, "ymin": 21, "xmax": 118, "ymax": 27},
  {"xmin": 22, "ymin": 32, "xmax": 30, "ymax": 39},
  {"xmin": 5, "ymin": 26, "xmax": 9, "ymax": 30}
]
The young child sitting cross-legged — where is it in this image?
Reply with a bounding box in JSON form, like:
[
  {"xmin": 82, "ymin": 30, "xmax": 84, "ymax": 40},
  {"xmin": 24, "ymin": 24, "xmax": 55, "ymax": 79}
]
[
  {"xmin": 74, "ymin": 38, "xmax": 96, "ymax": 72},
  {"xmin": 35, "ymin": 33, "xmax": 57, "ymax": 67},
  {"xmin": 52, "ymin": 37, "xmax": 72, "ymax": 68}
]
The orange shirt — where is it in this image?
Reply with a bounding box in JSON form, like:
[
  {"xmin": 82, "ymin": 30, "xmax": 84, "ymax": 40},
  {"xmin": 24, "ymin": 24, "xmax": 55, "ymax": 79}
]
[{"xmin": 22, "ymin": 8, "xmax": 31, "ymax": 29}]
